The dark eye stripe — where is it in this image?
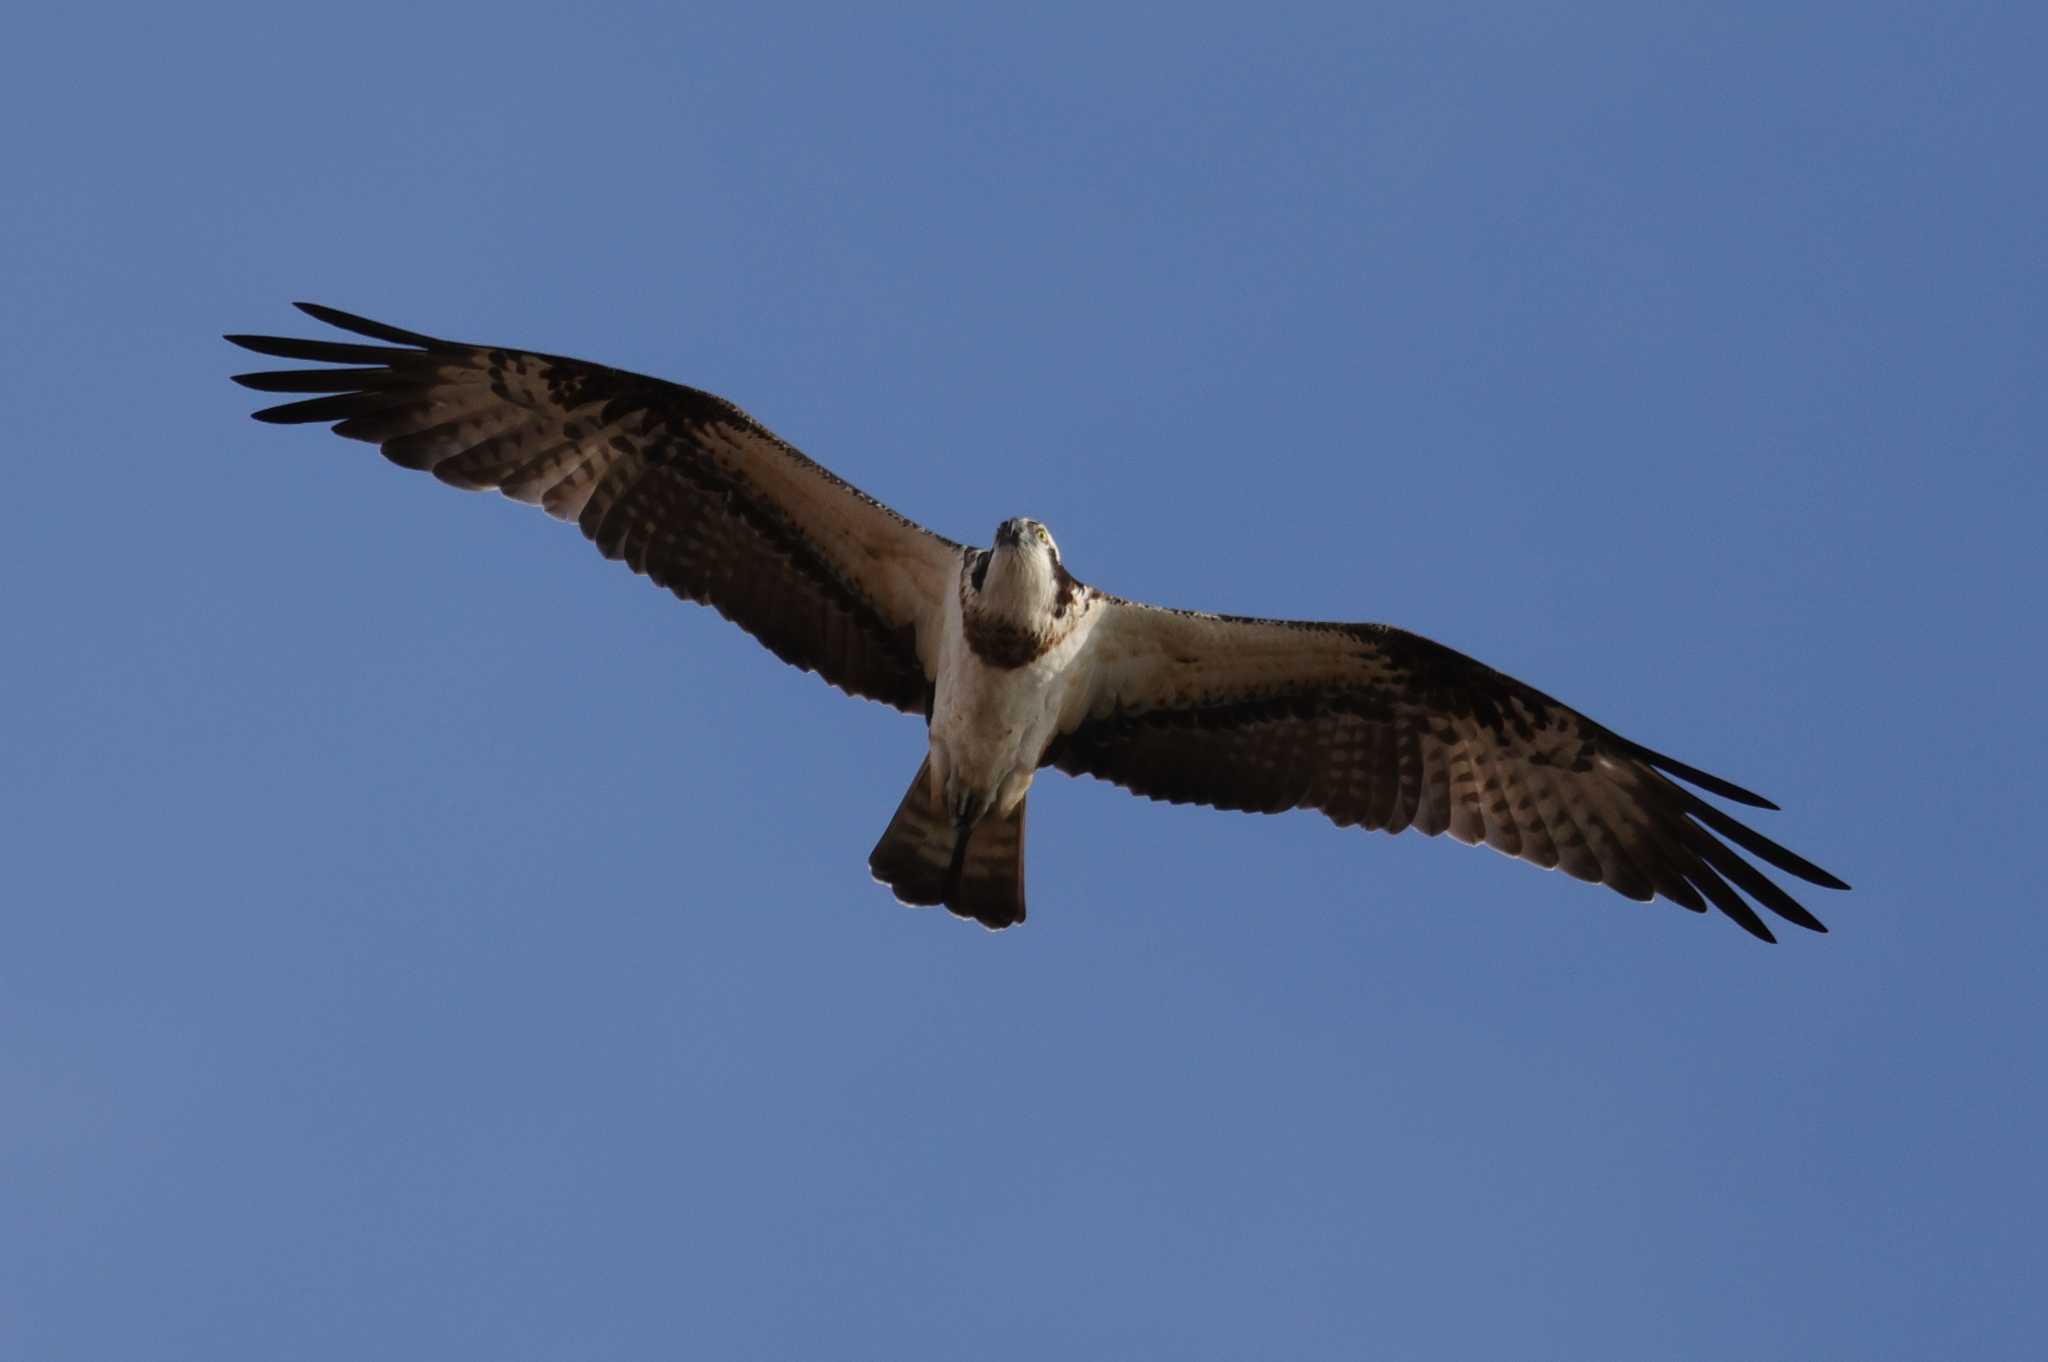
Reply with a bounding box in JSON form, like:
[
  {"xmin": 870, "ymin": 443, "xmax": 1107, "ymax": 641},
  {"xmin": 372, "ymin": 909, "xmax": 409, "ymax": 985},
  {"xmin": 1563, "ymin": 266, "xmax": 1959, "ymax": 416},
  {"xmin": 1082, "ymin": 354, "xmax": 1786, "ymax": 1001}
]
[{"xmin": 970, "ymin": 551, "xmax": 990, "ymax": 591}]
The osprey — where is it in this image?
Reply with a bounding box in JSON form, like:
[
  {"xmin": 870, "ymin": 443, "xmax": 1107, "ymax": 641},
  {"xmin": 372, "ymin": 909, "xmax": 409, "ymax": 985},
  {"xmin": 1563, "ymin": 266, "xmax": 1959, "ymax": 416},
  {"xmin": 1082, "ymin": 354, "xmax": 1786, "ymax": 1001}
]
[{"xmin": 229, "ymin": 304, "xmax": 1847, "ymax": 941}]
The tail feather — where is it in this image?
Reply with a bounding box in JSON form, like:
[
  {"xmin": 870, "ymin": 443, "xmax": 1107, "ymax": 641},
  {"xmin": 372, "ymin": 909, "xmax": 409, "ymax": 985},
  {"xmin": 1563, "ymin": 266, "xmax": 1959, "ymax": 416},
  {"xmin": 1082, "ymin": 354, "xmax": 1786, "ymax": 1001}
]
[{"xmin": 868, "ymin": 758, "xmax": 1028, "ymax": 928}]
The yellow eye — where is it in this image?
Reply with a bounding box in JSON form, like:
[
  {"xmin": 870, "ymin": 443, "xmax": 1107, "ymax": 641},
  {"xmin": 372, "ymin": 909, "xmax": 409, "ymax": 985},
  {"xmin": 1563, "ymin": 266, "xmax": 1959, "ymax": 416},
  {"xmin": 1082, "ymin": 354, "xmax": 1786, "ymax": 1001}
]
[{"xmin": 1035, "ymin": 525, "xmax": 1049, "ymax": 542}]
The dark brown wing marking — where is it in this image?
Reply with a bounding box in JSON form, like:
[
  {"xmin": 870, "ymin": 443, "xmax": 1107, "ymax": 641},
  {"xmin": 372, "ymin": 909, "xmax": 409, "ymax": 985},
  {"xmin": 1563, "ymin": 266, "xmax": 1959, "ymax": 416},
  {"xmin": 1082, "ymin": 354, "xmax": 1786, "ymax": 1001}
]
[
  {"xmin": 1050, "ymin": 602, "xmax": 1847, "ymax": 941},
  {"xmin": 229, "ymin": 304, "xmax": 962, "ymax": 712}
]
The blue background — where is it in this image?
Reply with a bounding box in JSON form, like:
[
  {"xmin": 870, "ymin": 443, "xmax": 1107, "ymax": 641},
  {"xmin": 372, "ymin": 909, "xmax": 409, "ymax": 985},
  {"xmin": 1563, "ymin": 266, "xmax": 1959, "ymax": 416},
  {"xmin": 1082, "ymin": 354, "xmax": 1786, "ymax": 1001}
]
[{"xmin": 4, "ymin": 3, "xmax": 2042, "ymax": 1356}]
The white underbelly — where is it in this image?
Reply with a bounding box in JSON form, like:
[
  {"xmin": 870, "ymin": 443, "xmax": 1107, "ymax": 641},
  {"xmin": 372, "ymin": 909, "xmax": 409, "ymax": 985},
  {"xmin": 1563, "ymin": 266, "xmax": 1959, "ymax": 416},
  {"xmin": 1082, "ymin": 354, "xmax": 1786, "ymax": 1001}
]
[
  {"xmin": 927, "ymin": 611, "xmax": 1096, "ymax": 821},
  {"xmin": 929, "ymin": 660, "xmax": 1058, "ymax": 817}
]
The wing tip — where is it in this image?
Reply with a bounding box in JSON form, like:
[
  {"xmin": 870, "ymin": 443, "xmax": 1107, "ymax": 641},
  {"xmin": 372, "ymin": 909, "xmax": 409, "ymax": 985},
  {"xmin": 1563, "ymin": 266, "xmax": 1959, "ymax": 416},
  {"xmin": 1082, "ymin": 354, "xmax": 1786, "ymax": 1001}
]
[
  {"xmin": 1618, "ymin": 737, "xmax": 1779, "ymax": 809},
  {"xmin": 293, "ymin": 301, "xmax": 442, "ymax": 348}
]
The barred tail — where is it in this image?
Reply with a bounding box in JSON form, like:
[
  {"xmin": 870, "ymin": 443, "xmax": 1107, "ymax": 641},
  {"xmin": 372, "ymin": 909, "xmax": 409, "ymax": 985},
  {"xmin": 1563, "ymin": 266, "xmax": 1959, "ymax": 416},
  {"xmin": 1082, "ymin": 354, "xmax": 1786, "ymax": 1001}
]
[{"xmin": 867, "ymin": 758, "xmax": 1028, "ymax": 929}]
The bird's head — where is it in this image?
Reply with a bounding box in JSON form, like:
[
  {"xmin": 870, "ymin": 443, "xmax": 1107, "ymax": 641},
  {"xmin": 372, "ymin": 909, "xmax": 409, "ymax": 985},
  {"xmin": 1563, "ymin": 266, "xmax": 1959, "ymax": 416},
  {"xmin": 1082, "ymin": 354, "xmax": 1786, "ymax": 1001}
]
[
  {"xmin": 967, "ymin": 517, "xmax": 1072, "ymax": 626},
  {"xmin": 993, "ymin": 516, "xmax": 1059, "ymax": 560}
]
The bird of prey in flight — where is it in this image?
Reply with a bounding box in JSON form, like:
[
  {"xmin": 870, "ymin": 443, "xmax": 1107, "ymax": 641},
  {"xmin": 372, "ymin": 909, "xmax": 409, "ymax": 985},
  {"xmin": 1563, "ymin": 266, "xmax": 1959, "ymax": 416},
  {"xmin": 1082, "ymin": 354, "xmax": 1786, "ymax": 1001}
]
[{"xmin": 228, "ymin": 304, "xmax": 1846, "ymax": 941}]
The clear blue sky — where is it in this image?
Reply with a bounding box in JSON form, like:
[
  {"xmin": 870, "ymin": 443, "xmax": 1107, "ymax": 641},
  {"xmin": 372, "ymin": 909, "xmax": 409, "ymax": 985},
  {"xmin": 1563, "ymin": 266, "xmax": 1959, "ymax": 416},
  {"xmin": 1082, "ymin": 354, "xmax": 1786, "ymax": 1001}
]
[{"xmin": 3, "ymin": 3, "xmax": 2041, "ymax": 1357}]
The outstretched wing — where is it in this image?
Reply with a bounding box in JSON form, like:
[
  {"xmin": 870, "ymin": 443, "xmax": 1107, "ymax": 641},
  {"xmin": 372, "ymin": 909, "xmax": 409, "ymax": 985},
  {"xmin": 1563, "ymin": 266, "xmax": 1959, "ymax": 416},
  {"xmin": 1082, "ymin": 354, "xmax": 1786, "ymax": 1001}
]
[
  {"xmin": 228, "ymin": 303, "xmax": 963, "ymax": 712},
  {"xmin": 1050, "ymin": 600, "xmax": 1848, "ymax": 941}
]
